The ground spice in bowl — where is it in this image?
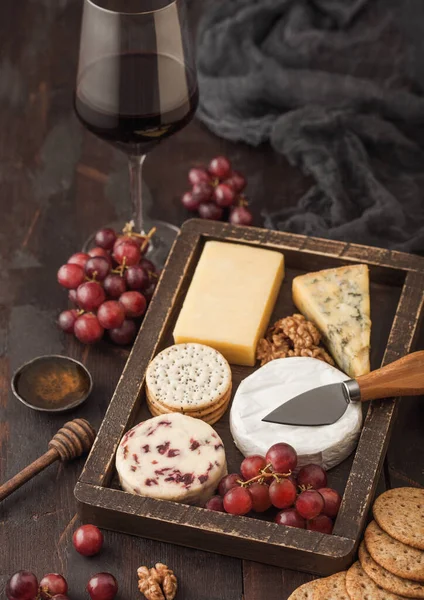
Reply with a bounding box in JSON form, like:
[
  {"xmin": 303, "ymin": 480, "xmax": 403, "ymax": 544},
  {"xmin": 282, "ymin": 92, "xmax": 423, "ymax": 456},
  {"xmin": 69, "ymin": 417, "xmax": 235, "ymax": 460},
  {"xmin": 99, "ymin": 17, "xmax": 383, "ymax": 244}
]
[{"xmin": 12, "ymin": 355, "xmax": 92, "ymax": 412}]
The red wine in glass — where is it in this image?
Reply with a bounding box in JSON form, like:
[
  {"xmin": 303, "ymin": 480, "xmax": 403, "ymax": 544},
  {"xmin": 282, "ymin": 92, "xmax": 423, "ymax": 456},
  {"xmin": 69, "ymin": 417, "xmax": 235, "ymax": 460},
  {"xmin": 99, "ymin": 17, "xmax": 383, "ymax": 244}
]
[
  {"xmin": 75, "ymin": 52, "xmax": 198, "ymax": 155},
  {"xmin": 75, "ymin": 0, "xmax": 199, "ymax": 266}
]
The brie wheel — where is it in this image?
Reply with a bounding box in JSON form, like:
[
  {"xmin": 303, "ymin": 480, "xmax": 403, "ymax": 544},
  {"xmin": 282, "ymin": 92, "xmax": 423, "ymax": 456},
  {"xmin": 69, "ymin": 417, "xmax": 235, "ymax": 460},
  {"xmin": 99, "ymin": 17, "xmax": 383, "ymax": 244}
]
[{"xmin": 230, "ymin": 357, "xmax": 362, "ymax": 470}]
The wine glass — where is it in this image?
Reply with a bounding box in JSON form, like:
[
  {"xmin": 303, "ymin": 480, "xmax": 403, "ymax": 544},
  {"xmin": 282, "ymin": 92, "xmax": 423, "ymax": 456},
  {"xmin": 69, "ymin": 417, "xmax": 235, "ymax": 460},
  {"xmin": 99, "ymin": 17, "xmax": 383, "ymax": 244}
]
[{"xmin": 75, "ymin": 0, "xmax": 198, "ymax": 266}]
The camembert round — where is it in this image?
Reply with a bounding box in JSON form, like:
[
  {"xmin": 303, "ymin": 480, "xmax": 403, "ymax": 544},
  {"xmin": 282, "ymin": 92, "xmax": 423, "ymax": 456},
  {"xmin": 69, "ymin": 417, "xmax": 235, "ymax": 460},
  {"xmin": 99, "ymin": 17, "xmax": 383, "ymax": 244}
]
[{"xmin": 230, "ymin": 357, "xmax": 362, "ymax": 470}]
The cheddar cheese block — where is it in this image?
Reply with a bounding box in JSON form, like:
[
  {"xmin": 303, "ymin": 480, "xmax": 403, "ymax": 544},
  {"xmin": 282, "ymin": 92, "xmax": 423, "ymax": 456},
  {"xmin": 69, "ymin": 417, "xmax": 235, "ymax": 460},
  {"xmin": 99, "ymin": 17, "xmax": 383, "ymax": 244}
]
[
  {"xmin": 292, "ymin": 264, "xmax": 371, "ymax": 378},
  {"xmin": 173, "ymin": 241, "xmax": 284, "ymax": 366}
]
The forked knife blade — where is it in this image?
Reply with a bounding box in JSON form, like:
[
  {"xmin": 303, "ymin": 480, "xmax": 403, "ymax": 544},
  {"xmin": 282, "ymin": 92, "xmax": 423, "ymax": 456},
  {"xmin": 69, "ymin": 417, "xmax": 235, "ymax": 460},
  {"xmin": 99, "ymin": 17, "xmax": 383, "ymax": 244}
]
[
  {"xmin": 261, "ymin": 382, "xmax": 354, "ymax": 426},
  {"xmin": 261, "ymin": 351, "xmax": 424, "ymax": 426}
]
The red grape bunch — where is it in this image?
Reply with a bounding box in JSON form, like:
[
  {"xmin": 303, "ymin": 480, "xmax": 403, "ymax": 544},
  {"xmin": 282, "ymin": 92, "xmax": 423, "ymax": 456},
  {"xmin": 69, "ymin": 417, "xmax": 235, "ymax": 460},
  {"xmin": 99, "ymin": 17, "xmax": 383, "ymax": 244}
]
[
  {"xmin": 206, "ymin": 442, "xmax": 342, "ymax": 534},
  {"xmin": 182, "ymin": 156, "xmax": 253, "ymax": 225},
  {"xmin": 57, "ymin": 224, "xmax": 159, "ymax": 346}
]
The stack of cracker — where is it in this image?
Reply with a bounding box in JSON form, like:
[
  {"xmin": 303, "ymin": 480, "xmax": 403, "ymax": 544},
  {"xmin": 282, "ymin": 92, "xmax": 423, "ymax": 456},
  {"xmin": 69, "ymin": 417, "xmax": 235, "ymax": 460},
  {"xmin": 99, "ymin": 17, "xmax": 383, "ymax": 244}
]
[
  {"xmin": 289, "ymin": 487, "xmax": 424, "ymax": 599},
  {"xmin": 145, "ymin": 343, "xmax": 232, "ymax": 426}
]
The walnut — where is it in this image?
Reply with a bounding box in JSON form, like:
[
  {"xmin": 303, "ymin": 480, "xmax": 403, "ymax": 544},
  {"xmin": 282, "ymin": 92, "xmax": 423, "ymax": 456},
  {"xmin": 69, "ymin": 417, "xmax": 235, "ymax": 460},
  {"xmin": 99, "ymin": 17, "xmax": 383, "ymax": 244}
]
[
  {"xmin": 138, "ymin": 564, "xmax": 177, "ymax": 600},
  {"xmin": 280, "ymin": 314, "xmax": 321, "ymax": 348},
  {"xmin": 256, "ymin": 313, "xmax": 334, "ymax": 367}
]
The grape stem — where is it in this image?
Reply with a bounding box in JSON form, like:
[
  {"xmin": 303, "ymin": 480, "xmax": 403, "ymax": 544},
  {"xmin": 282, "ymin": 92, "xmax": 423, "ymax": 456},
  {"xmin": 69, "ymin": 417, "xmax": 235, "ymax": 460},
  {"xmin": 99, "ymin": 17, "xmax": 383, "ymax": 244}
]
[
  {"xmin": 113, "ymin": 256, "xmax": 127, "ymax": 278},
  {"xmin": 238, "ymin": 464, "xmax": 292, "ymax": 487}
]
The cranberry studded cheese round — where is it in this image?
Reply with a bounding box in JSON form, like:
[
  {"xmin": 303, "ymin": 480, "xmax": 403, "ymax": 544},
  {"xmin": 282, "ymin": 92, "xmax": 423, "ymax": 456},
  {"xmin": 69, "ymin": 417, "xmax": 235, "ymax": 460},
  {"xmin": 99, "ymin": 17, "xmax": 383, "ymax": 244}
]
[{"xmin": 116, "ymin": 413, "xmax": 227, "ymax": 505}]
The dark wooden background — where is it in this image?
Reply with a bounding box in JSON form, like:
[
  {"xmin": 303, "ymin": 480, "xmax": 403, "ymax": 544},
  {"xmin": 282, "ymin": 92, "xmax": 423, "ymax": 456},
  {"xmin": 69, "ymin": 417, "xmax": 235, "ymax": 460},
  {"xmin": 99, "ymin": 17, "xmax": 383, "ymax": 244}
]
[{"xmin": 0, "ymin": 1, "xmax": 423, "ymax": 599}]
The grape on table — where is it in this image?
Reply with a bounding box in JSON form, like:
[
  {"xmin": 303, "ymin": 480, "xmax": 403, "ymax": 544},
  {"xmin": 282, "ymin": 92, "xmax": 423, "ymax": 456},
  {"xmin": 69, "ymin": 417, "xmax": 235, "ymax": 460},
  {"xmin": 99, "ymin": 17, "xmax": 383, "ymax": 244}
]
[
  {"xmin": 181, "ymin": 155, "xmax": 253, "ymax": 224},
  {"xmin": 56, "ymin": 225, "xmax": 158, "ymax": 346}
]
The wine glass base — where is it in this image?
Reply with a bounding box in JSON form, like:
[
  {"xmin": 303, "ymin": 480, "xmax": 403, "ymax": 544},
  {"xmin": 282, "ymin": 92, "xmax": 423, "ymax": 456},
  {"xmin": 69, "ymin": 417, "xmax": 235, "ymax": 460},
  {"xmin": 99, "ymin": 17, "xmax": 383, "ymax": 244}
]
[{"xmin": 82, "ymin": 219, "xmax": 180, "ymax": 268}]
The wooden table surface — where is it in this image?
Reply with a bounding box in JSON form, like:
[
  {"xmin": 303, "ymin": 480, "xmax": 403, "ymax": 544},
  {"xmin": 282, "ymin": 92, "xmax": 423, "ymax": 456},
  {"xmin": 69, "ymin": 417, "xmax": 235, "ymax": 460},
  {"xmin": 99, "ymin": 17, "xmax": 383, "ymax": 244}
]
[{"xmin": 1, "ymin": 1, "xmax": 423, "ymax": 599}]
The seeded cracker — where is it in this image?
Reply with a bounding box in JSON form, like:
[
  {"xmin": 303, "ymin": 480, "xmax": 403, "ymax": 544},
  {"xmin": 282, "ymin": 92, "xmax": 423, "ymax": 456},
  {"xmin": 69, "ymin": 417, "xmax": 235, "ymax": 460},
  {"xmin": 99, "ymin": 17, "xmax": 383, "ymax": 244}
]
[
  {"xmin": 287, "ymin": 579, "xmax": 321, "ymax": 599},
  {"xmin": 146, "ymin": 343, "xmax": 232, "ymax": 413},
  {"xmin": 364, "ymin": 521, "xmax": 424, "ymax": 582},
  {"xmin": 346, "ymin": 561, "xmax": 405, "ymax": 600},
  {"xmin": 373, "ymin": 487, "xmax": 424, "ymax": 550},
  {"xmin": 359, "ymin": 540, "xmax": 424, "ymax": 598},
  {"xmin": 318, "ymin": 571, "xmax": 349, "ymax": 599}
]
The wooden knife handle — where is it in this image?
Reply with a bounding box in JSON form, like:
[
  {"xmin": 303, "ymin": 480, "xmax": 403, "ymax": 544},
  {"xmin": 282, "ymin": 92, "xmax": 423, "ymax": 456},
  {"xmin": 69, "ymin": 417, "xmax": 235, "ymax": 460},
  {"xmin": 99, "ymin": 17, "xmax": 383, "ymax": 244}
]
[{"xmin": 356, "ymin": 351, "xmax": 424, "ymax": 402}]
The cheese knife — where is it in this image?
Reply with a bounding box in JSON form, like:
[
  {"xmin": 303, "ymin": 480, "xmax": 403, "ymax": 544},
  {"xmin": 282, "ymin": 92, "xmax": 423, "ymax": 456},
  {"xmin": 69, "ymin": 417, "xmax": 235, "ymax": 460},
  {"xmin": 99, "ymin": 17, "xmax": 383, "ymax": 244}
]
[{"xmin": 262, "ymin": 351, "xmax": 424, "ymax": 426}]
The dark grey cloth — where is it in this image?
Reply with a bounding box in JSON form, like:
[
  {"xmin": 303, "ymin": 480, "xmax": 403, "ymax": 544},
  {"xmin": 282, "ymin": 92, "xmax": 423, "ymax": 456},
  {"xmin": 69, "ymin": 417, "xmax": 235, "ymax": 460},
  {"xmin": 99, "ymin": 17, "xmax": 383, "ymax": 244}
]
[{"xmin": 196, "ymin": 0, "xmax": 424, "ymax": 252}]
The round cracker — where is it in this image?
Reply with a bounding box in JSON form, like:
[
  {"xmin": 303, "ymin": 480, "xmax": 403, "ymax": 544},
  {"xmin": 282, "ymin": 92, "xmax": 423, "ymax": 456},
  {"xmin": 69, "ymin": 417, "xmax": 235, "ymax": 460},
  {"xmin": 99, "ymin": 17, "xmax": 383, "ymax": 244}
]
[
  {"xmin": 146, "ymin": 343, "xmax": 232, "ymax": 411},
  {"xmin": 346, "ymin": 561, "xmax": 405, "ymax": 600},
  {"xmin": 147, "ymin": 395, "xmax": 230, "ymax": 425},
  {"xmin": 373, "ymin": 487, "xmax": 424, "ymax": 550},
  {"xmin": 318, "ymin": 571, "xmax": 349, "ymax": 599},
  {"xmin": 146, "ymin": 386, "xmax": 231, "ymax": 418},
  {"xmin": 365, "ymin": 521, "xmax": 424, "ymax": 583},
  {"xmin": 359, "ymin": 540, "xmax": 424, "ymax": 599},
  {"xmin": 147, "ymin": 393, "xmax": 230, "ymax": 423},
  {"xmin": 287, "ymin": 579, "xmax": 321, "ymax": 600}
]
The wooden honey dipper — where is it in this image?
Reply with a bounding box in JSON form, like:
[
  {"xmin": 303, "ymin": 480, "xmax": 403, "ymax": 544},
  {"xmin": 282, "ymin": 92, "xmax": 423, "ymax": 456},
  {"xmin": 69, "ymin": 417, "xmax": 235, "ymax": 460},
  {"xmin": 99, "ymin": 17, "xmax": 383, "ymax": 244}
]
[{"xmin": 0, "ymin": 418, "xmax": 96, "ymax": 502}]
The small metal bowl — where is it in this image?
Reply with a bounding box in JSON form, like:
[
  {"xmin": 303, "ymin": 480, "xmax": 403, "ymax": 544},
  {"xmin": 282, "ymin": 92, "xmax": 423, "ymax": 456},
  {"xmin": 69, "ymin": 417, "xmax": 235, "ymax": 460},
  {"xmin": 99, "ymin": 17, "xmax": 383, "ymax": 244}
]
[{"xmin": 11, "ymin": 355, "xmax": 93, "ymax": 413}]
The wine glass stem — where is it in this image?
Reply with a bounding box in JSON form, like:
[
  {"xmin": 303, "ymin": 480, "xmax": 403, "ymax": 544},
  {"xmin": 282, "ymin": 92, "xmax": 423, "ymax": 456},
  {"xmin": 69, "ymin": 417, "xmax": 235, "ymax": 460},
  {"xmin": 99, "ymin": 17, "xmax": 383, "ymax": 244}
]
[{"xmin": 129, "ymin": 154, "xmax": 146, "ymax": 234}]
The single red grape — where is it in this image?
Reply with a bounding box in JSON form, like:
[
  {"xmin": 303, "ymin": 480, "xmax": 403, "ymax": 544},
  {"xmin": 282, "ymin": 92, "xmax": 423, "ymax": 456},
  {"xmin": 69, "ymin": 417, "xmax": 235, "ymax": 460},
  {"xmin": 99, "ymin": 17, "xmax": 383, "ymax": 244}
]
[
  {"xmin": 97, "ymin": 301, "xmax": 125, "ymax": 330},
  {"xmin": 113, "ymin": 235, "xmax": 139, "ymax": 251},
  {"xmin": 73, "ymin": 524, "xmax": 104, "ymax": 556},
  {"xmin": 125, "ymin": 266, "xmax": 149, "ymax": 291},
  {"xmin": 144, "ymin": 282, "xmax": 157, "ymax": 304},
  {"xmin": 58, "ymin": 309, "xmax": 79, "ymax": 334},
  {"xmin": 192, "ymin": 182, "xmax": 213, "ymax": 203},
  {"xmin": 295, "ymin": 490, "xmax": 324, "ymax": 520},
  {"xmin": 223, "ymin": 486, "xmax": 252, "ymax": 515},
  {"xmin": 240, "ymin": 455, "xmax": 267, "ymax": 481},
  {"xmin": 188, "ymin": 167, "xmax": 211, "ymax": 186},
  {"xmin": 224, "ymin": 171, "xmax": 246, "ymax": 193},
  {"xmin": 6, "ymin": 571, "xmax": 38, "ymax": 600},
  {"xmin": 74, "ymin": 313, "xmax": 104, "ymax": 344},
  {"xmin": 119, "ymin": 291, "xmax": 147, "ymax": 318},
  {"xmin": 95, "ymin": 228, "xmax": 117, "ymax": 250},
  {"xmin": 214, "ymin": 183, "xmax": 235, "ymax": 207},
  {"xmin": 68, "ymin": 289, "xmax": 79, "ymax": 306},
  {"xmin": 77, "ymin": 281, "xmax": 105, "ymax": 311},
  {"xmin": 266, "ymin": 443, "xmax": 297, "ymax": 474},
  {"xmin": 248, "ymin": 482, "xmax": 272, "ymax": 512},
  {"xmin": 68, "ymin": 252, "xmax": 90, "ymax": 269},
  {"xmin": 297, "ymin": 464, "xmax": 327, "ymax": 490},
  {"xmin": 51, "ymin": 596, "xmax": 69, "ymax": 600},
  {"xmin": 140, "ymin": 258, "xmax": 156, "ymax": 274},
  {"xmin": 218, "ymin": 473, "xmax": 242, "ymax": 497},
  {"xmin": 269, "ymin": 478, "xmax": 297, "ymax": 509},
  {"xmin": 209, "ymin": 156, "xmax": 231, "ymax": 179},
  {"xmin": 57, "ymin": 264, "xmax": 85, "ymax": 290},
  {"xmin": 103, "ymin": 274, "xmax": 127, "ymax": 299},
  {"xmin": 182, "ymin": 191, "xmax": 201, "ymax": 211},
  {"xmin": 109, "ymin": 319, "xmax": 137, "ymax": 345},
  {"xmin": 317, "ymin": 488, "xmax": 342, "ymax": 519},
  {"xmin": 39, "ymin": 574, "xmax": 68, "ymax": 597},
  {"xmin": 205, "ymin": 495, "xmax": 225, "ymax": 512},
  {"xmin": 85, "ymin": 257, "xmax": 110, "ymax": 281},
  {"xmin": 113, "ymin": 241, "xmax": 141, "ymax": 266},
  {"xmin": 275, "ymin": 508, "xmax": 306, "ymax": 529},
  {"xmin": 230, "ymin": 206, "xmax": 253, "ymax": 226},
  {"xmin": 198, "ymin": 202, "xmax": 224, "ymax": 220},
  {"xmin": 88, "ymin": 247, "xmax": 113, "ymax": 267},
  {"xmin": 87, "ymin": 573, "xmax": 118, "ymax": 600},
  {"xmin": 307, "ymin": 514, "xmax": 333, "ymax": 534}
]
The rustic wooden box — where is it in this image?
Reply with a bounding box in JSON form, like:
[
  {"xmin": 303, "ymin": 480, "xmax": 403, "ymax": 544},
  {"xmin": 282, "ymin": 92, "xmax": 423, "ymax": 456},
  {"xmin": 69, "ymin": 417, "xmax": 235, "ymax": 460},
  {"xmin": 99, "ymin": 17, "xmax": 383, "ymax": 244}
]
[{"xmin": 75, "ymin": 219, "xmax": 424, "ymax": 575}]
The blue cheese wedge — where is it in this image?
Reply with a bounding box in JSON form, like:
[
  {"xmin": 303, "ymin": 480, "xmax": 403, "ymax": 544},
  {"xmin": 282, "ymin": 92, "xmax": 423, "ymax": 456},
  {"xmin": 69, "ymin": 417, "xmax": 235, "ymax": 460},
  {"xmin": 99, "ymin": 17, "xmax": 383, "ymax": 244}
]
[{"xmin": 292, "ymin": 264, "xmax": 371, "ymax": 378}]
